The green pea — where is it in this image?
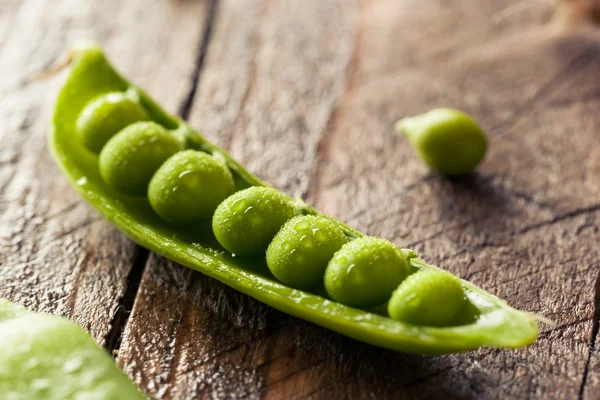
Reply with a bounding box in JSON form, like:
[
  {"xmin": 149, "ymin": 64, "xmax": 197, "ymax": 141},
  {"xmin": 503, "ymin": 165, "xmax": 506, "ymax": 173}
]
[
  {"xmin": 212, "ymin": 186, "xmax": 298, "ymax": 256},
  {"xmin": 99, "ymin": 121, "xmax": 184, "ymax": 196},
  {"xmin": 396, "ymin": 108, "xmax": 487, "ymax": 175},
  {"xmin": 324, "ymin": 237, "xmax": 409, "ymax": 308},
  {"xmin": 76, "ymin": 92, "xmax": 148, "ymax": 153},
  {"xmin": 266, "ymin": 215, "xmax": 348, "ymax": 290},
  {"xmin": 148, "ymin": 150, "xmax": 234, "ymax": 224},
  {"xmin": 388, "ymin": 269, "xmax": 466, "ymax": 326}
]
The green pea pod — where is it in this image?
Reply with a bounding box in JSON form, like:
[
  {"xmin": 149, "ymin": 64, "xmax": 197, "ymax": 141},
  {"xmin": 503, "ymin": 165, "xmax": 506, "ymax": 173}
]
[
  {"xmin": 49, "ymin": 42, "xmax": 538, "ymax": 355},
  {"xmin": 0, "ymin": 299, "xmax": 145, "ymax": 399}
]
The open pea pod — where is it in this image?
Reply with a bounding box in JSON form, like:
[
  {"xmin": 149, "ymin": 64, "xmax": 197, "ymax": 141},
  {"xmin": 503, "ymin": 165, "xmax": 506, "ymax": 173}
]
[{"xmin": 50, "ymin": 43, "xmax": 538, "ymax": 355}]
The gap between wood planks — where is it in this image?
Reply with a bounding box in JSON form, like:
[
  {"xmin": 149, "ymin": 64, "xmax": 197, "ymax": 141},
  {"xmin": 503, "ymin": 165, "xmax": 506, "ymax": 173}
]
[
  {"xmin": 103, "ymin": 0, "xmax": 221, "ymax": 358},
  {"xmin": 578, "ymin": 268, "xmax": 600, "ymax": 399}
]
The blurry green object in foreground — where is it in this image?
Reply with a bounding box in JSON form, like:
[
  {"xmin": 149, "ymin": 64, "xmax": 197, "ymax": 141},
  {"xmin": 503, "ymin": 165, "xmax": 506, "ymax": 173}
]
[
  {"xmin": 396, "ymin": 108, "xmax": 487, "ymax": 175},
  {"xmin": 0, "ymin": 299, "xmax": 145, "ymax": 400}
]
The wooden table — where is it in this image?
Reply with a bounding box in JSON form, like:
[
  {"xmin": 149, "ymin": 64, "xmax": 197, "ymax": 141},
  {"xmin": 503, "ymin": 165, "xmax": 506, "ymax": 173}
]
[{"xmin": 2, "ymin": 0, "xmax": 600, "ymax": 398}]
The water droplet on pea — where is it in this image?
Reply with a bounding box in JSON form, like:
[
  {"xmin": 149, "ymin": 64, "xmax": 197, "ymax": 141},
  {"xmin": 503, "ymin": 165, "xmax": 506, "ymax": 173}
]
[
  {"xmin": 404, "ymin": 293, "xmax": 417, "ymax": 303},
  {"xmin": 23, "ymin": 358, "xmax": 39, "ymax": 370},
  {"xmin": 178, "ymin": 170, "xmax": 200, "ymax": 188},
  {"xmin": 314, "ymin": 229, "xmax": 326, "ymax": 242},
  {"xmin": 32, "ymin": 379, "xmax": 51, "ymax": 392},
  {"xmin": 293, "ymin": 219, "xmax": 311, "ymax": 231},
  {"xmin": 232, "ymin": 198, "xmax": 248, "ymax": 212},
  {"xmin": 300, "ymin": 235, "xmax": 314, "ymax": 248},
  {"xmin": 178, "ymin": 170, "xmax": 193, "ymax": 179},
  {"xmin": 346, "ymin": 264, "xmax": 356, "ymax": 275},
  {"xmin": 63, "ymin": 358, "xmax": 83, "ymax": 373}
]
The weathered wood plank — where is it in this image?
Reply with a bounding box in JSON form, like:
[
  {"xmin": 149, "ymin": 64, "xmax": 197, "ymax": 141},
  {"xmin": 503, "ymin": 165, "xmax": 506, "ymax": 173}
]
[
  {"xmin": 0, "ymin": 0, "xmax": 207, "ymax": 346},
  {"xmin": 585, "ymin": 298, "xmax": 600, "ymax": 399},
  {"xmin": 117, "ymin": 0, "xmax": 358, "ymax": 398},
  {"xmin": 0, "ymin": 0, "xmax": 22, "ymax": 48},
  {"xmin": 189, "ymin": 0, "xmax": 357, "ymax": 195},
  {"xmin": 303, "ymin": 1, "xmax": 600, "ymax": 398}
]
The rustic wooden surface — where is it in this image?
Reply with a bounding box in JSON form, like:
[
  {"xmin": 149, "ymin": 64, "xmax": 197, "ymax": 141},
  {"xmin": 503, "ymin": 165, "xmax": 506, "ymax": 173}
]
[{"xmin": 2, "ymin": 0, "xmax": 600, "ymax": 399}]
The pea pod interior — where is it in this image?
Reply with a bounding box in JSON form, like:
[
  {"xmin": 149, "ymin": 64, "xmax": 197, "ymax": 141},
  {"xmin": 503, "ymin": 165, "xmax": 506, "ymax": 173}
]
[{"xmin": 50, "ymin": 43, "xmax": 538, "ymax": 355}]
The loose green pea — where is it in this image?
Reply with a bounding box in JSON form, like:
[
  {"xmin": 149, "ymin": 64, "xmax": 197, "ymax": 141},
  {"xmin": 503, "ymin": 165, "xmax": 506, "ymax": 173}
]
[
  {"xmin": 266, "ymin": 215, "xmax": 348, "ymax": 290},
  {"xmin": 148, "ymin": 150, "xmax": 234, "ymax": 224},
  {"xmin": 396, "ymin": 108, "xmax": 487, "ymax": 175},
  {"xmin": 99, "ymin": 121, "xmax": 184, "ymax": 196},
  {"xmin": 212, "ymin": 186, "xmax": 298, "ymax": 256},
  {"xmin": 388, "ymin": 269, "xmax": 466, "ymax": 326},
  {"xmin": 324, "ymin": 237, "xmax": 409, "ymax": 308},
  {"xmin": 76, "ymin": 92, "xmax": 148, "ymax": 153}
]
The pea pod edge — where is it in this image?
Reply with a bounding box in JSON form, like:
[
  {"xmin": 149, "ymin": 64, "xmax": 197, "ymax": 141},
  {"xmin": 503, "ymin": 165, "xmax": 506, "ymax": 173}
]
[{"xmin": 49, "ymin": 42, "xmax": 539, "ymax": 355}]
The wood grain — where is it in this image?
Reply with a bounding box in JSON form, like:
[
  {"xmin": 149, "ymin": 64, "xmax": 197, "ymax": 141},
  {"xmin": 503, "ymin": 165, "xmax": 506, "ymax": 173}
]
[
  {"xmin": 118, "ymin": 0, "xmax": 600, "ymax": 399},
  {"xmin": 117, "ymin": 1, "xmax": 358, "ymax": 398},
  {"xmin": 304, "ymin": 1, "xmax": 600, "ymax": 398},
  {"xmin": 0, "ymin": 0, "xmax": 208, "ymax": 343},
  {"xmin": 3, "ymin": 0, "xmax": 600, "ymax": 399}
]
